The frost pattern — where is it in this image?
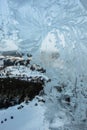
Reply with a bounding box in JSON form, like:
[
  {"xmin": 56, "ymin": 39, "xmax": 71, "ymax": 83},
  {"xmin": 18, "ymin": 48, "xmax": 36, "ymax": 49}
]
[{"xmin": 0, "ymin": 0, "xmax": 87, "ymax": 129}]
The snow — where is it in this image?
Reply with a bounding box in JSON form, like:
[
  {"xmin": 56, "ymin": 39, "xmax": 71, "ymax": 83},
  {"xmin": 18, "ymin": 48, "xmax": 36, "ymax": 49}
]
[
  {"xmin": 0, "ymin": 39, "xmax": 18, "ymax": 51},
  {"xmin": 0, "ymin": 0, "xmax": 87, "ymax": 129},
  {"xmin": 0, "ymin": 99, "xmax": 49, "ymax": 130},
  {"xmin": 0, "ymin": 66, "xmax": 49, "ymax": 82}
]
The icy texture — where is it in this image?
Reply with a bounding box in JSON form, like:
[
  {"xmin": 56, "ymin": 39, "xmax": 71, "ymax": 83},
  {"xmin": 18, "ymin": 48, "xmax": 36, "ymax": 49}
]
[
  {"xmin": 0, "ymin": 65, "xmax": 49, "ymax": 81},
  {"xmin": 0, "ymin": 0, "xmax": 87, "ymax": 129}
]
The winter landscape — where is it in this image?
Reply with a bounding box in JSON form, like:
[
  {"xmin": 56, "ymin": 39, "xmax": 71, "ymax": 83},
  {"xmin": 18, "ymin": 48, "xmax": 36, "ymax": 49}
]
[{"xmin": 0, "ymin": 0, "xmax": 87, "ymax": 130}]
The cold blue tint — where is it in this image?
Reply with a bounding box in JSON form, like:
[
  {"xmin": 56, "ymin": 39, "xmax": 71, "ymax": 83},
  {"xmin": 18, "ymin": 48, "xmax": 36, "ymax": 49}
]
[{"xmin": 0, "ymin": 0, "xmax": 87, "ymax": 129}]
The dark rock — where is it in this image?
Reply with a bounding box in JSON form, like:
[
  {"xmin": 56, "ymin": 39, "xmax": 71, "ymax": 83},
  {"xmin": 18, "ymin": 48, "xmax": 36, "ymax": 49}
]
[
  {"xmin": 4, "ymin": 58, "xmax": 30, "ymax": 67},
  {"xmin": 54, "ymin": 86, "xmax": 62, "ymax": 92},
  {"xmin": 65, "ymin": 96, "xmax": 71, "ymax": 105},
  {"xmin": 15, "ymin": 59, "xmax": 30, "ymax": 66},
  {"xmin": 37, "ymin": 68, "xmax": 46, "ymax": 73},
  {"xmin": 30, "ymin": 64, "xmax": 46, "ymax": 73},
  {"xmin": 4, "ymin": 59, "xmax": 15, "ymax": 66},
  {"xmin": 38, "ymin": 99, "xmax": 45, "ymax": 103},
  {"xmin": 10, "ymin": 116, "xmax": 14, "ymax": 119},
  {"xmin": 4, "ymin": 118, "xmax": 7, "ymax": 121},
  {"xmin": 47, "ymin": 79, "xmax": 51, "ymax": 82},
  {"xmin": 30, "ymin": 65, "xmax": 35, "ymax": 71},
  {"xmin": 1, "ymin": 121, "xmax": 3, "ymax": 124},
  {"xmin": 82, "ymin": 119, "xmax": 86, "ymax": 122},
  {"xmin": 0, "ymin": 77, "xmax": 44, "ymax": 109},
  {"xmin": 27, "ymin": 54, "xmax": 32, "ymax": 57},
  {"xmin": 35, "ymin": 103, "xmax": 38, "ymax": 106},
  {"xmin": 17, "ymin": 105, "xmax": 24, "ymax": 110},
  {"xmin": 65, "ymin": 97, "xmax": 70, "ymax": 102},
  {"xmin": 0, "ymin": 53, "xmax": 47, "ymax": 109},
  {"xmin": 0, "ymin": 52, "xmax": 32, "ymax": 68}
]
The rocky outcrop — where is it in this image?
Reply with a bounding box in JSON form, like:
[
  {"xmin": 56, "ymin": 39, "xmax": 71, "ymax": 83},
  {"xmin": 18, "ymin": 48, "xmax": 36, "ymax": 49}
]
[{"xmin": 0, "ymin": 51, "xmax": 49, "ymax": 109}]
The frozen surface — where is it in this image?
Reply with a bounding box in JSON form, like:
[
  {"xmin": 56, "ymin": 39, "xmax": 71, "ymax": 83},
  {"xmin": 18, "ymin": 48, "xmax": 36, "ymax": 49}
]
[
  {"xmin": 0, "ymin": 0, "xmax": 87, "ymax": 129},
  {"xmin": 0, "ymin": 65, "xmax": 49, "ymax": 81},
  {"xmin": 0, "ymin": 99, "xmax": 49, "ymax": 130}
]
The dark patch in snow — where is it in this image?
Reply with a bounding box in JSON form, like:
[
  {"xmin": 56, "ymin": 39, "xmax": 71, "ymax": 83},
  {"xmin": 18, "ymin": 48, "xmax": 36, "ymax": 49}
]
[{"xmin": 0, "ymin": 52, "xmax": 48, "ymax": 109}]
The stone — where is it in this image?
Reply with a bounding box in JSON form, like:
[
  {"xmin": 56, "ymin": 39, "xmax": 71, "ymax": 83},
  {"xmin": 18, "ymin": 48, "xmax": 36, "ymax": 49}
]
[
  {"xmin": 0, "ymin": 52, "xmax": 48, "ymax": 109},
  {"xmin": 10, "ymin": 116, "xmax": 14, "ymax": 119}
]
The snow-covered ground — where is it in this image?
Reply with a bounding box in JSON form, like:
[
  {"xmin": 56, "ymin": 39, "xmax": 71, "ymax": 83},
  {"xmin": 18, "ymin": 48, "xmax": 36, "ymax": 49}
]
[{"xmin": 0, "ymin": 99, "xmax": 49, "ymax": 130}]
